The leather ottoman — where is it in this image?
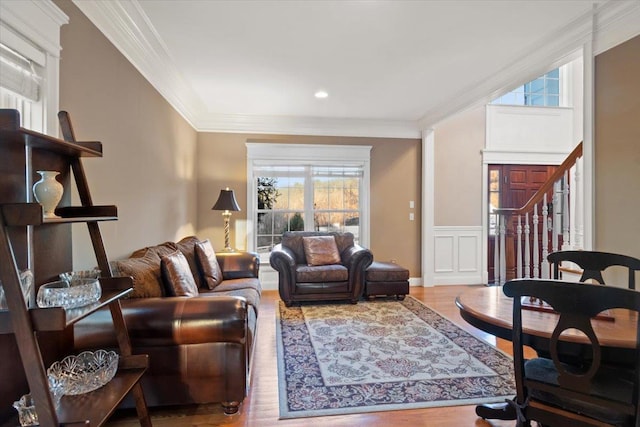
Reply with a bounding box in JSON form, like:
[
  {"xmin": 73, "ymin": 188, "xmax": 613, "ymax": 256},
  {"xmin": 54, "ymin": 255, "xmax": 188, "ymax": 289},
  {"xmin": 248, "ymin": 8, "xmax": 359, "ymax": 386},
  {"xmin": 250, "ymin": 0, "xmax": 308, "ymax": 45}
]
[{"xmin": 364, "ymin": 261, "xmax": 410, "ymax": 300}]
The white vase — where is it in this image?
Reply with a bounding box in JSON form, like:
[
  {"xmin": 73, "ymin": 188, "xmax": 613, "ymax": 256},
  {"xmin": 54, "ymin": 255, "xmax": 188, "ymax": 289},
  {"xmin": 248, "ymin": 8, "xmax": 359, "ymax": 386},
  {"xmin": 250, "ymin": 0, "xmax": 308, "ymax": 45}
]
[{"xmin": 33, "ymin": 171, "xmax": 63, "ymax": 218}]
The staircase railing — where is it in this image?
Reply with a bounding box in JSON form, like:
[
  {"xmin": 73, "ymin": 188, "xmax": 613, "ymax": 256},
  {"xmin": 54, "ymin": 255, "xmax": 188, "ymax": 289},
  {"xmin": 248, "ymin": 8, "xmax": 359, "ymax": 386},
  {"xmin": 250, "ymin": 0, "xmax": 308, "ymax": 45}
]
[{"xmin": 493, "ymin": 142, "xmax": 583, "ymax": 284}]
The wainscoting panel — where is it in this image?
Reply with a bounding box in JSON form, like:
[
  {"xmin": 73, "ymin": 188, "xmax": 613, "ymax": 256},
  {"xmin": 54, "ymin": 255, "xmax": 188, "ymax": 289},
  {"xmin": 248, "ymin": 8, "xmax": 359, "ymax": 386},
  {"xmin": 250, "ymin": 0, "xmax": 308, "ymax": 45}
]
[
  {"xmin": 434, "ymin": 235, "xmax": 454, "ymax": 273},
  {"xmin": 433, "ymin": 226, "xmax": 483, "ymax": 285}
]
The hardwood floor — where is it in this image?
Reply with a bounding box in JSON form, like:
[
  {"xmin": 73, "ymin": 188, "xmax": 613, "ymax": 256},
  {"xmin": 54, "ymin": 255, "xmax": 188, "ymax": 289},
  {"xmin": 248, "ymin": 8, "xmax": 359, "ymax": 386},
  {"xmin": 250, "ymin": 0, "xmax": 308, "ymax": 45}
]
[{"xmin": 107, "ymin": 286, "xmax": 521, "ymax": 427}]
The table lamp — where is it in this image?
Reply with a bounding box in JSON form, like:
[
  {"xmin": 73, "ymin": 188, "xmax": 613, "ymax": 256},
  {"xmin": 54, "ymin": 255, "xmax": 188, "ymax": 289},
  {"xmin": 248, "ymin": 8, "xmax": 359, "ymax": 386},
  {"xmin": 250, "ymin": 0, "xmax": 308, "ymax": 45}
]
[{"xmin": 212, "ymin": 187, "xmax": 241, "ymax": 251}]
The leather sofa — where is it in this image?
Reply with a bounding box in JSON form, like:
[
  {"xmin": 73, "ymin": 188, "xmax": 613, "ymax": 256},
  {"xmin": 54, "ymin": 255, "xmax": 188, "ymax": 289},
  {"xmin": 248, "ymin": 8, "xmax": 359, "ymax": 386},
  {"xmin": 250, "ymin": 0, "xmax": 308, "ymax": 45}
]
[
  {"xmin": 270, "ymin": 231, "xmax": 373, "ymax": 306},
  {"xmin": 73, "ymin": 236, "xmax": 260, "ymax": 415}
]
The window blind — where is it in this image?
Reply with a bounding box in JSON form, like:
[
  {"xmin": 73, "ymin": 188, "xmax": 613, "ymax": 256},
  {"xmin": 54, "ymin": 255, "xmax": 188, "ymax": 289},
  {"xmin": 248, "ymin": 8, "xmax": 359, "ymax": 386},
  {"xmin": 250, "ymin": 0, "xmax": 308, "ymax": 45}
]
[
  {"xmin": 254, "ymin": 165, "xmax": 364, "ymax": 178},
  {"xmin": 0, "ymin": 43, "xmax": 41, "ymax": 101}
]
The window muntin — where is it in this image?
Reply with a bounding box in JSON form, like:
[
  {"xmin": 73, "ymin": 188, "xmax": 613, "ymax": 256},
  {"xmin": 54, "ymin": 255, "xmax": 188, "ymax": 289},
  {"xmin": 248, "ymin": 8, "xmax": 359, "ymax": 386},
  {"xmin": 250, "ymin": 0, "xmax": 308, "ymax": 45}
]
[
  {"xmin": 492, "ymin": 68, "xmax": 561, "ymax": 107},
  {"xmin": 247, "ymin": 143, "xmax": 371, "ymax": 263},
  {"xmin": 256, "ymin": 168, "xmax": 307, "ymax": 254},
  {"xmin": 254, "ymin": 165, "xmax": 363, "ymax": 260},
  {"xmin": 312, "ymin": 166, "xmax": 361, "ymax": 235}
]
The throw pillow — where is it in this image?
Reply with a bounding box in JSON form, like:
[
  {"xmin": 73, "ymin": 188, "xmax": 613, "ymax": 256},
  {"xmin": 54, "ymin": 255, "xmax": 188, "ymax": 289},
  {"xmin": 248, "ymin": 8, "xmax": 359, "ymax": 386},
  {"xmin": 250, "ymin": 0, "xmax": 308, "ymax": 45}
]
[
  {"xmin": 130, "ymin": 241, "xmax": 178, "ymax": 259},
  {"xmin": 302, "ymin": 236, "xmax": 341, "ymax": 266},
  {"xmin": 160, "ymin": 250, "xmax": 199, "ymax": 297},
  {"xmin": 195, "ymin": 239, "xmax": 223, "ymax": 289},
  {"xmin": 115, "ymin": 254, "xmax": 164, "ymax": 298},
  {"xmin": 174, "ymin": 236, "xmax": 203, "ymax": 289}
]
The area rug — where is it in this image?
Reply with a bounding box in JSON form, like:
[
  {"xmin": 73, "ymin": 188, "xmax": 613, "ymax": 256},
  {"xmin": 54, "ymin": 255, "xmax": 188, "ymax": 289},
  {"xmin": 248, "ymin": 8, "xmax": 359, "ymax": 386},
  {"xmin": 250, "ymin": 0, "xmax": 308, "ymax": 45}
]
[{"xmin": 276, "ymin": 296, "xmax": 516, "ymax": 419}]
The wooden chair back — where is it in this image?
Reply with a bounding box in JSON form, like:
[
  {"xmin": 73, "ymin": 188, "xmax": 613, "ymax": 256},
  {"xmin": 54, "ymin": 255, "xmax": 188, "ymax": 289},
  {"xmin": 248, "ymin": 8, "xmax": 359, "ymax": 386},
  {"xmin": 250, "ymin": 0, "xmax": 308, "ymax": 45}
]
[
  {"xmin": 548, "ymin": 250, "xmax": 640, "ymax": 289},
  {"xmin": 503, "ymin": 278, "xmax": 640, "ymax": 426}
]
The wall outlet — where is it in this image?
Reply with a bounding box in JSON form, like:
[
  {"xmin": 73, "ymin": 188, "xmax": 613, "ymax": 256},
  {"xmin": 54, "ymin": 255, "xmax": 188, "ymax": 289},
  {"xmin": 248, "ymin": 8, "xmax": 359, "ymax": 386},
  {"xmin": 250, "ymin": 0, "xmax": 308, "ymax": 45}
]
[{"xmin": 409, "ymin": 212, "xmax": 415, "ymax": 221}]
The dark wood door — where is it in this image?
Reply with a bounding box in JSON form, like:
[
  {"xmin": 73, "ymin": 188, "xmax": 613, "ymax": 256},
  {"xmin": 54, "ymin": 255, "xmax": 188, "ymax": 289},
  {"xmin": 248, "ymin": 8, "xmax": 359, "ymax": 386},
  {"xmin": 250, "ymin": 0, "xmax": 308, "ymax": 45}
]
[
  {"xmin": 502, "ymin": 165, "xmax": 556, "ymax": 209},
  {"xmin": 488, "ymin": 164, "xmax": 557, "ymax": 283}
]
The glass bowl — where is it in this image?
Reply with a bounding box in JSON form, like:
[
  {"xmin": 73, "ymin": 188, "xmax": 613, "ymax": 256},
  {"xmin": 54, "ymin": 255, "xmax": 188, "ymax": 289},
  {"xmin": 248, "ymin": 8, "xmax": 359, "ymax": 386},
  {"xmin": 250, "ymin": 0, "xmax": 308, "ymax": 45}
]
[
  {"xmin": 47, "ymin": 350, "xmax": 119, "ymax": 395},
  {"xmin": 59, "ymin": 268, "xmax": 101, "ymax": 284},
  {"xmin": 0, "ymin": 270, "xmax": 33, "ymax": 310},
  {"xmin": 36, "ymin": 278, "xmax": 101, "ymax": 309}
]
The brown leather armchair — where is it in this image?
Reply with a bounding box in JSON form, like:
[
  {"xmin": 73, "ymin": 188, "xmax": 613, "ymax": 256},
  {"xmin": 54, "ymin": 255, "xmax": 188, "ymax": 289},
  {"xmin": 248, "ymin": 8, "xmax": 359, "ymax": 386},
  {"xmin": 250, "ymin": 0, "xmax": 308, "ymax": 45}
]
[{"xmin": 270, "ymin": 231, "xmax": 373, "ymax": 306}]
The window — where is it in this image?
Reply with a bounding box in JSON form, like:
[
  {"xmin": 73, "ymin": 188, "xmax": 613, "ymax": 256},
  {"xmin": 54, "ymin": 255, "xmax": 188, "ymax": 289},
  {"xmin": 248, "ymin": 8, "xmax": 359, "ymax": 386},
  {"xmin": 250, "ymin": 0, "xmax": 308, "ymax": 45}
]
[
  {"xmin": 0, "ymin": 1, "xmax": 68, "ymax": 133},
  {"xmin": 247, "ymin": 143, "xmax": 371, "ymax": 263},
  {"xmin": 492, "ymin": 68, "xmax": 561, "ymax": 107},
  {"xmin": 488, "ymin": 168, "xmax": 500, "ymax": 236},
  {"xmin": 0, "ymin": 43, "xmax": 43, "ymax": 131}
]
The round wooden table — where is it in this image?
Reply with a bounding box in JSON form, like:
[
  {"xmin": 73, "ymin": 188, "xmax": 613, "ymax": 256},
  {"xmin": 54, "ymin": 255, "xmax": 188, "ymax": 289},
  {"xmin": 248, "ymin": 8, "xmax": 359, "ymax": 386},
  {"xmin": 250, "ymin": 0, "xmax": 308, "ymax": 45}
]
[
  {"xmin": 456, "ymin": 285, "xmax": 638, "ymax": 422},
  {"xmin": 456, "ymin": 285, "xmax": 637, "ymax": 350}
]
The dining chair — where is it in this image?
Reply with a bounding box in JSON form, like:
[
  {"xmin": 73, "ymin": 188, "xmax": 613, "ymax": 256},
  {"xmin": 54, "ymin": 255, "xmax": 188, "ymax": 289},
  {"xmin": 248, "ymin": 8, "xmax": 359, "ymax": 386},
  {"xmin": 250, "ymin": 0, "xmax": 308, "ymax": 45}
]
[
  {"xmin": 503, "ymin": 278, "xmax": 640, "ymax": 427},
  {"xmin": 547, "ymin": 250, "xmax": 640, "ymax": 289}
]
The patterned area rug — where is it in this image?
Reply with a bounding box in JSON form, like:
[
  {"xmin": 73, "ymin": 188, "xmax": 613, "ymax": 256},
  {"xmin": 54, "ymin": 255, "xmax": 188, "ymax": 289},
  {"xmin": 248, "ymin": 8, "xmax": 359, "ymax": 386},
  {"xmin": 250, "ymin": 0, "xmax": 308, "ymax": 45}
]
[{"xmin": 276, "ymin": 296, "xmax": 515, "ymax": 419}]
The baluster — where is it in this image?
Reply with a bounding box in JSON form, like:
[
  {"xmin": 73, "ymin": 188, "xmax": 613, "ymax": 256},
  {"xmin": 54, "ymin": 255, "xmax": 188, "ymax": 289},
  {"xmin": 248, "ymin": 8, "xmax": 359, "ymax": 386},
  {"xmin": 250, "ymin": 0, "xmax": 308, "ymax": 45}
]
[
  {"xmin": 516, "ymin": 215, "xmax": 522, "ymax": 279},
  {"xmin": 533, "ymin": 204, "xmax": 539, "ymax": 278},
  {"xmin": 575, "ymin": 158, "xmax": 584, "ymax": 249},
  {"xmin": 563, "ymin": 171, "xmax": 570, "ymax": 248},
  {"xmin": 569, "ymin": 164, "xmax": 577, "ymax": 250},
  {"xmin": 542, "ymin": 194, "xmax": 549, "ymax": 279},
  {"xmin": 524, "ymin": 212, "xmax": 531, "ymax": 278},
  {"xmin": 499, "ymin": 215, "xmax": 506, "ymax": 286},
  {"xmin": 494, "ymin": 216, "xmax": 500, "ymax": 285}
]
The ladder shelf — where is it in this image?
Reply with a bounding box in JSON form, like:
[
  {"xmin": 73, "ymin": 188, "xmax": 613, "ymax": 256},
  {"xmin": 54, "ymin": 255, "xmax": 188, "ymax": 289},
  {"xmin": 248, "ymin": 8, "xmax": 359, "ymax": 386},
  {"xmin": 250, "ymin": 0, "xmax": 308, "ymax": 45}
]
[{"xmin": 0, "ymin": 109, "xmax": 151, "ymax": 427}]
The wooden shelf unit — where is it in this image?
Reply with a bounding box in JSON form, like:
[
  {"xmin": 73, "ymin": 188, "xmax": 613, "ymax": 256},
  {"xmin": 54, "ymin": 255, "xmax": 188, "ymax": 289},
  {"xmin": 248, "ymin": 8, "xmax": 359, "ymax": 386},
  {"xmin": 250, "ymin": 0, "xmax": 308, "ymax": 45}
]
[
  {"xmin": 56, "ymin": 354, "xmax": 148, "ymax": 427},
  {"xmin": 0, "ymin": 109, "xmax": 151, "ymax": 427}
]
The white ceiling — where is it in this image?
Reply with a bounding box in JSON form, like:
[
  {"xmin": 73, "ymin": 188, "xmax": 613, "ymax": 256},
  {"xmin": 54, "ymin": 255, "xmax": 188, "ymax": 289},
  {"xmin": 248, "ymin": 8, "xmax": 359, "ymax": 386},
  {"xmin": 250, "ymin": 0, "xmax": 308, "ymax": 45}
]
[{"xmin": 73, "ymin": 0, "xmax": 640, "ymax": 137}]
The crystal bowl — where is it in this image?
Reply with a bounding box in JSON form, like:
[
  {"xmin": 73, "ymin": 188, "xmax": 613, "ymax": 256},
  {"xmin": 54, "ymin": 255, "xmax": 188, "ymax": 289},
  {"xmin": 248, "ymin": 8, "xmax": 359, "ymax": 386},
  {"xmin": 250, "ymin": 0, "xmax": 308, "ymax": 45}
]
[
  {"xmin": 47, "ymin": 350, "xmax": 119, "ymax": 395},
  {"xmin": 59, "ymin": 268, "xmax": 101, "ymax": 284},
  {"xmin": 36, "ymin": 278, "xmax": 101, "ymax": 309}
]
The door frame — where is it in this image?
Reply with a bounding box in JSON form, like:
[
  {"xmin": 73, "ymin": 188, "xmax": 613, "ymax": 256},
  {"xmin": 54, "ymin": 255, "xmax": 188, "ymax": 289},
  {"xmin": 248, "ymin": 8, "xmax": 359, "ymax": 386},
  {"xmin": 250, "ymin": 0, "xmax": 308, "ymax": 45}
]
[
  {"xmin": 481, "ymin": 150, "xmax": 569, "ymax": 284},
  {"xmin": 487, "ymin": 163, "xmax": 560, "ymax": 283}
]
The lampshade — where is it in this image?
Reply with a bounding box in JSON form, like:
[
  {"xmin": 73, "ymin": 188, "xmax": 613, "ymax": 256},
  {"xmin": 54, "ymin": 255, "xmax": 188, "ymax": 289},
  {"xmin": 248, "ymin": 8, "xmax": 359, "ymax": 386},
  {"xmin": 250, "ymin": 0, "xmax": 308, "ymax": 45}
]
[{"xmin": 212, "ymin": 188, "xmax": 241, "ymax": 212}]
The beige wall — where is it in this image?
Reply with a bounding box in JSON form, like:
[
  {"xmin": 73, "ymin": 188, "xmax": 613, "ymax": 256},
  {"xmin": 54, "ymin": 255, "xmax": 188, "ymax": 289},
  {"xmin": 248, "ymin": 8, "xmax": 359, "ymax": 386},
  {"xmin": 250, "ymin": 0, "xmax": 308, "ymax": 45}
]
[
  {"xmin": 55, "ymin": 0, "xmax": 199, "ymax": 266},
  {"xmin": 594, "ymin": 34, "xmax": 640, "ymax": 284},
  {"xmin": 433, "ymin": 105, "xmax": 486, "ymax": 226},
  {"xmin": 197, "ymin": 133, "xmax": 422, "ymax": 275}
]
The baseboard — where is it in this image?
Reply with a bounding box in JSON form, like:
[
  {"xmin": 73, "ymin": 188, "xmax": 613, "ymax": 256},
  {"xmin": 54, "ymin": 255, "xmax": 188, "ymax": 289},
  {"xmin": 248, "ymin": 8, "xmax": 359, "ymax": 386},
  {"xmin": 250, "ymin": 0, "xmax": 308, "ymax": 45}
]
[
  {"xmin": 433, "ymin": 277, "xmax": 485, "ymax": 285},
  {"xmin": 409, "ymin": 277, "xmax": 422, "ymax": 287}
]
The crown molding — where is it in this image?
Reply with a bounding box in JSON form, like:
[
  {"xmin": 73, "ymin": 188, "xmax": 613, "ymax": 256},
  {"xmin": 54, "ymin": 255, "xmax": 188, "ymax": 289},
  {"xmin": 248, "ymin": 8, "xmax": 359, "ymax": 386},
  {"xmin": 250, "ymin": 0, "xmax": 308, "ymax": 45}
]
[
  {"xmin": 71, "ymin": 0, "xmax": 420, "ymax": 138},
  {"xmin": 418, "ymin": 0, "xmax": 640, "ymax": 130},
  {"xmin": 419, "ymin": 6, "xmax": 594, "ymax": 129},
  {"xmin": 72, "ymin": 0, "xmax": 637, "ymax": 139},
  {"xmin": 72, "ymin": 0, "xmax": 203, "ymax": 129},
  {"xmin": 592, "ymin": 0, "xmax": 640, "ymax": 55},
  {"xmin": 197, "ymin": 113, "xmax": 421, "ymax": 138}
]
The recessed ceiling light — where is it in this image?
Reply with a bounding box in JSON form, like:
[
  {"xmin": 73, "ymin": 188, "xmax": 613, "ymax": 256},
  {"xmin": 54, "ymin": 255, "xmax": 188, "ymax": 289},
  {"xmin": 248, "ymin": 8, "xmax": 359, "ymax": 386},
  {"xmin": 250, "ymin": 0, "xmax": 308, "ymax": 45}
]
[{"xmin": 314, "ymin": 90, "xmax": 328, "ymax": 99}]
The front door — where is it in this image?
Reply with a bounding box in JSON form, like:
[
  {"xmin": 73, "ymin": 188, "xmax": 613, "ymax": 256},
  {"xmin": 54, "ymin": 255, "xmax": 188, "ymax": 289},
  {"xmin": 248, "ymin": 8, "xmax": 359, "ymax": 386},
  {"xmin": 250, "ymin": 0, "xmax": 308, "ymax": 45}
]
[{"xmin": 488, "ymin": 164, "xmax": 557, "ymax": 283}]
